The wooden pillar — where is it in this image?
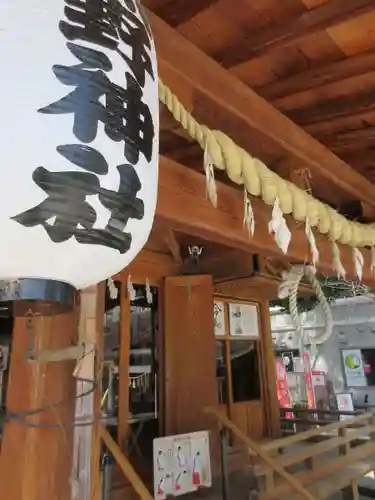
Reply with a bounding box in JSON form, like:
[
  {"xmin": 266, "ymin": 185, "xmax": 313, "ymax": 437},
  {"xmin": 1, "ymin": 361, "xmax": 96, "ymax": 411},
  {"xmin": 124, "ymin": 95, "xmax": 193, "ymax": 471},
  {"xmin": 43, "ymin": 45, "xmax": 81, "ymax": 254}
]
[{"xmin": 0, "ymin": 302, "xmax": 78, "ymax": 500}]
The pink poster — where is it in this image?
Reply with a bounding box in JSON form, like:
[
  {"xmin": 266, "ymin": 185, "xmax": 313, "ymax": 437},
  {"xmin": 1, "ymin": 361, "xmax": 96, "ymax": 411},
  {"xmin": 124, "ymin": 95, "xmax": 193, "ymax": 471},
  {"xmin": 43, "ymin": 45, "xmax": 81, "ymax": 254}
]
[
  {"xmin": 276, "ymin": 357, "xmax": 292, "ymax": 418},
  {"xmin": 303, "ymin": 352, "xmax": 316, "ymax": 409}
]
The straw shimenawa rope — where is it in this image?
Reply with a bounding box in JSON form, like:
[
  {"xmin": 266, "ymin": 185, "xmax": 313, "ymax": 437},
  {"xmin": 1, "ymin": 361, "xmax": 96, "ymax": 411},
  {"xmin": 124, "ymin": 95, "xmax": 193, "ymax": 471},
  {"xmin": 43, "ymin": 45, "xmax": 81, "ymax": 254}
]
[{"xmin": 159, "ymin": 79, "xmax": 375, "ymax": 250}]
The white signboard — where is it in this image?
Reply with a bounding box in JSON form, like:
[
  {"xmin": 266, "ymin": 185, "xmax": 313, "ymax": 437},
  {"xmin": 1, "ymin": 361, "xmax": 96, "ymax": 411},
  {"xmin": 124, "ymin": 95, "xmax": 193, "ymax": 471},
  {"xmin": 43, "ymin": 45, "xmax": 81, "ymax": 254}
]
[
  {"xmin": 228, "ymin": 303, "xmax": 259, "ymax": 337},
  {"xmin": 213, "ymin": 301, "xmax": 226, "ymax": 336},
  {"xmin": 153, "ymin": 431, "xmax": 211, "ymax": 499},
  {"xmin": 342, "ymin": 349, "xmax": 367, "ymax": 387},
  {"xmin": 336, "ymin": 393, "xmax": 355, "ymax": 421}
]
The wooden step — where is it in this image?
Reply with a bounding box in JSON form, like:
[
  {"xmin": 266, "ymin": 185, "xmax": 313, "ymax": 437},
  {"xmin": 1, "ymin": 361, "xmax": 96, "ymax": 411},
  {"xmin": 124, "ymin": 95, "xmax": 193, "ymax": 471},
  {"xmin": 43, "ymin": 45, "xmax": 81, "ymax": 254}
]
[{"xmin": 263, "ymin": 462, "xmax": 375, "ymax": 500}]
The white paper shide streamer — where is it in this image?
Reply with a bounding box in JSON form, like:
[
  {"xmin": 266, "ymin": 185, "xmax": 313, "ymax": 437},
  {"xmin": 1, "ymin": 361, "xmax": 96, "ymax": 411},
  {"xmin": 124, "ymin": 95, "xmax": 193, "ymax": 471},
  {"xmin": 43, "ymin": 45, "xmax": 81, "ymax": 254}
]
[
  {"xmin": 204, "ymin": 145, "xmax": 218, "ymax": 208},
  {"xmin": 371, "ymin": 247, "xmax": 375, "ymax": 276},
  {"xmin": 127, "ymin": 275, "xmax": 136, "ymax": 301},
  {"xmin": 107, "ymin": 277, "xmax": 118, "ymax": 300},
  {"xmin": 268, "ymin": 197, "xmax": 291, "ymax": 254},
  {"xmin": 353, "ymin": 247, "xmax": 364, "ymax": 281},
  {"xmin": 243, "ymin": 188, "xmax": 255, "ymax": 238},
  {"xmin": 332, "ymin": 241, "xmax": 346, "ymax": 279},
  {"xmin": 305, "ymin": 217, "xmax": 319, "ymax": 267},
  {"xmin": 146, "ymin": 278, "xmax": 153, "ymax": 304}
]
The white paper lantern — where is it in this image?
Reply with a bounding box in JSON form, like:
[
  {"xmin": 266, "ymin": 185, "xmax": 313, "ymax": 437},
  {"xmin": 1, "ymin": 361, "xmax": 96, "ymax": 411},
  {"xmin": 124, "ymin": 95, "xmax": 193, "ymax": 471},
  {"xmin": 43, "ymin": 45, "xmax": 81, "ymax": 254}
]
[{"xmin": 0, "ymin": 0, "xmax": 159, "ymax": 291}]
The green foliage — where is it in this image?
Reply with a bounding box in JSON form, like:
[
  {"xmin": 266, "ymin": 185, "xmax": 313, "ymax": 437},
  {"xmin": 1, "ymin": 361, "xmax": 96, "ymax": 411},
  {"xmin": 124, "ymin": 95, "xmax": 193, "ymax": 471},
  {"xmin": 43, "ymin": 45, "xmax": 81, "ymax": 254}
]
[{"xmin": 270, "ymin": 276, "xmax": 372, "ymax": 314}]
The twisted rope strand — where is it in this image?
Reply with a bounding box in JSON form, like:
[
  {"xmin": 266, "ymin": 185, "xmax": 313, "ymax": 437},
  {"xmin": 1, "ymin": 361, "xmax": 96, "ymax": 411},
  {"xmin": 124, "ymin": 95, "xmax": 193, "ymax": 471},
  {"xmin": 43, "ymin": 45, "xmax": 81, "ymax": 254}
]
[
  {"xmin": 283, "ymin": 265, "xmax": 333, "ymax": 345},
  {"xmin": 159, "ymin": 79, "xmax": 375, "ymax": 250}
]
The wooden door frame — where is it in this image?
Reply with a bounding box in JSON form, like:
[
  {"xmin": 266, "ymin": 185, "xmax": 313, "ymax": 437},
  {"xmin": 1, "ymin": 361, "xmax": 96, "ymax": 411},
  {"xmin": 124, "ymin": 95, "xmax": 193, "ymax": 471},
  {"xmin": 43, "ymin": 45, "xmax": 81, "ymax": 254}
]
[{"xmin": 213, "ymin": 295, "xmax": 279, "ymax": 438}]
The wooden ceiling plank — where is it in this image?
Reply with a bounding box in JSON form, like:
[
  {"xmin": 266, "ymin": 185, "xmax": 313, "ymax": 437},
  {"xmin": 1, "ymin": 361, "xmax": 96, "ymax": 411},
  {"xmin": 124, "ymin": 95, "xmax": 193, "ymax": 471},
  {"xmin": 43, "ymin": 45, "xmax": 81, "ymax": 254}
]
[
  {"xmin": 286, "ymin": 88, "xmax": 375, "ymax": 125},
  {"xmin": 147, "ymin": 9, "xmax": 375, "ymax": 209},
  {"xmin": 318, "ymin": 126, "xmax": 375, "ymax": 150},
  {"xmin": 157, "ymin": 155, "xmax": 375, "ymax": 284},
  {"xmin": 272, "ymin": 70, "xmax": 375, "ymax": 113},
  {"xmin": 305, "ymin": 109, "xmax": 375, "ymax": 137},
  {"xmin": 258, "ymin": 49, "xmax": 375, "ymax": 101},
  {"xmin": 151, "ymin": 0, "xmax": 220, "ymax": 27},
  {"xmin": 218, "ymin": 0, "xmax": 375, "ymax": 68}
]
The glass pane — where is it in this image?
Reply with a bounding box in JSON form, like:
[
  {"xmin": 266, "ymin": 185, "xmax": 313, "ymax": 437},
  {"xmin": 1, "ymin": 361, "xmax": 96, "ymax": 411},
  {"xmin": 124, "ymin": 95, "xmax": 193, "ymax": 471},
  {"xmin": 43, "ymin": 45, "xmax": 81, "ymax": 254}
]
[
  {"xmin": 102, "ymin": 282, "xmax": 121, "ymax": 440},
  {"xmin": 216, "ymin": 340, "xmax": 228, "ymax": 404},
  {"xmin": 230, "ymin": 340, "xmax": 261, "ymax": 403},
  {"xmin": 129, "ymin": 285, "xmax": 158, "ymax": 417}
]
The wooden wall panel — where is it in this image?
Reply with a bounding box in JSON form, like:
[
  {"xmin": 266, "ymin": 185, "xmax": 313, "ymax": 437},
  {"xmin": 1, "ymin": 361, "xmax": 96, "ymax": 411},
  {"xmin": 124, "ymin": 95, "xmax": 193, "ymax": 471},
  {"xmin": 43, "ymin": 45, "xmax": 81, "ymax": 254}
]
[
  {"xmin": 164, "ymin": 275, "xmax": 218, "ymax": 436},
  {"xmin": 230, "ymin": 401, "xmax": 265, "ymax": 442}
]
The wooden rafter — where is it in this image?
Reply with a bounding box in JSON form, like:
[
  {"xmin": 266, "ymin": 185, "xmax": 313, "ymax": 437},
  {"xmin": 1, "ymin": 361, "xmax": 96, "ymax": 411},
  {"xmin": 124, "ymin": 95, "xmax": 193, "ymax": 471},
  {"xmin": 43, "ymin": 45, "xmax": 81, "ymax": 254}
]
[
  {"xmin": 305, "ymin": 109, "xmax": 375, "ymax": 137},
  {"xmin": 157, "ymin": 156, "xmax": 375, "ymax": 284},
  {"xmin": 147, "ymin": 9, "xmax": 375, "ymax": 210},
  {"xmin": 258, "ymin": 49, "xmax": 375, "ymax": 101},
  {"xmin": 285, "ymin": 88, "xmax": 375, "ymax": 126},
  {"xmin": 217, "ymin": 0, "xmax": 375, "ymax": 68}
]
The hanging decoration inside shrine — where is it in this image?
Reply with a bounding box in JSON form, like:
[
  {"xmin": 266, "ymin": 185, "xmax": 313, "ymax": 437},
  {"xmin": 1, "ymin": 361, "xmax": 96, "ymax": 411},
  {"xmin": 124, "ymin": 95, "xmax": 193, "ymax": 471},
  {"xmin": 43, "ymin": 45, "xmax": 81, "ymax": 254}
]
[
  {"xmin": 0, "ymin": 0, "xmax": 159, "ymax": 304},
  {"xmin": 158, "ymin": 80, "xmax": 375, "ymax": 281},
  {"xmin": 272, "ymin": 274, "xmax": 372, "ymax": 314}
]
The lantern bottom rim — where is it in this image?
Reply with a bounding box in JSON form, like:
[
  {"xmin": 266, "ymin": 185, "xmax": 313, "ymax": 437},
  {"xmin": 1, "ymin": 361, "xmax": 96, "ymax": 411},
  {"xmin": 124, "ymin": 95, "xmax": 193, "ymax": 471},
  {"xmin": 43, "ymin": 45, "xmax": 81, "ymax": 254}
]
[{"xmin": 0, "ymin": 278, "xmax": 76, "ymax": 316}]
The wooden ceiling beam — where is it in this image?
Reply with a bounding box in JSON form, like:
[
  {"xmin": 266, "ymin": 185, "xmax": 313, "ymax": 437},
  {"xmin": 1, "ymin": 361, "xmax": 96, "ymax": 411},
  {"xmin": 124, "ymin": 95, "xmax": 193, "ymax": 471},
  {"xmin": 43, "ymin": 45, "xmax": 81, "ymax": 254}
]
[
  {"xmin": 258, "ymin": 49, "xmax": 375, "ymax": 101},
  {"xmin": 147, "ymin": 9, "xmax": 375, "ymax": 210},
  {"xmin": 157, "ymin": 155, "xmax": 375, "ymax": 285},
  {"xmin": 217, "ymin": 0, "xmax": 375, "ymax": 69}
]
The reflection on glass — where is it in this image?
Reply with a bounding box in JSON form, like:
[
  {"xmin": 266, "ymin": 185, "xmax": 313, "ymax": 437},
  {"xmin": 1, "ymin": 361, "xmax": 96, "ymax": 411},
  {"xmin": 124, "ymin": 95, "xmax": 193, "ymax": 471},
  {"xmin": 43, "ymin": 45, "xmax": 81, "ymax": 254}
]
[
  {"xmin": 102, "ymin": 282, "xmax": 121, "ymax": 423},
  {"xmin": 216, "ymin": 340, "xmax": 228, "ymax": 404},
  {"xmin": 230, "ymin": 340, "xmax": 260, "ymax": 403},
  {"xmin": 129, "ymin": 304, "xmax": 157, "ymax": 415}
]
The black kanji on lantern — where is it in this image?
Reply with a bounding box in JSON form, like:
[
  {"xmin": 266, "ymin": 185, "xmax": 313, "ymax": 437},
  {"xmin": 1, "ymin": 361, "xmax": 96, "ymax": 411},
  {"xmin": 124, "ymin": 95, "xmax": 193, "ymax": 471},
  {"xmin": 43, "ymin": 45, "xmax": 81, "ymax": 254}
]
[
  {"xmin": 75, "ymin": 163, "xmax": 144, "ymax": 252},
  {"xmin": 60, "ymin": 0, "xmax": 154, "ymax": 86},
  {"xmin": 12, "ymin": 146, "xmax": 144, "ymax": 253},
  {"xmin": 39, "ymin": 43, "xmax": 154, "ymax": 164}
]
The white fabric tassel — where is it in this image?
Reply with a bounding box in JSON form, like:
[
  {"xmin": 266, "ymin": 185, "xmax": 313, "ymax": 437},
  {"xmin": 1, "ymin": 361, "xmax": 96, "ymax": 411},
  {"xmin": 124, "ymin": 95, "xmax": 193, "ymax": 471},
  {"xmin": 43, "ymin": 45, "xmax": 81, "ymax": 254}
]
[
  {"xmin": 127, "ymin": 275, "xmax": 136, "ymax": 301},
  {"xmin": 305, "ymin": 217, "xmax": 319, "ymax": 267},
  {"xmin": 332, "ymin": 241, "xmax": 346, "ymax": 279},
  {"xmin": 145, "ymin": 278, "xmax": 153, "ymax": 305},
  {"xmin": 353, "ymin": 247, "xmax": 364, "ymax": 281},
  {"xmin": 243, "ymin": 188, "xmax": 255, "ymax": 238},
  {"xmin": 371, "ymin": 247, "xmax": 375, "ymax": 276},
  {"xmin": 204, "ymin": 144, "xmax": 218, "ymax": 208},
  {"xmin": 107, "ymin": 277, "xmax": 118, "ymax": 300},
  {"xmin": 268, "ymin": 197, "xmax": 291, "ymax": 254}
]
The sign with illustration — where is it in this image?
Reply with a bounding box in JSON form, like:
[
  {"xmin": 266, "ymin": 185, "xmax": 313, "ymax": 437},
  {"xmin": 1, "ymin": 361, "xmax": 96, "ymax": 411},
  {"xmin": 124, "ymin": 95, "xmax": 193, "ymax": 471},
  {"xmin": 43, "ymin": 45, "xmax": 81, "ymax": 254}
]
[
  {"xmin": 213, "ymin": 301, "xmax": 226, "ymax": 336},
  {"xmin": 153, "ymin": 431, "xmax": 211, "ymax": 499},
  {"xmin": 342, "ymin": 349, "xmax": 367, "ymax": 387},
  {"xmin": 336, "ymin": 393, "xmax": 354, "ymax": 421},
  {"xmin": 228, "ymin": 302, "xmax": 259, "ymax": 337}
]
